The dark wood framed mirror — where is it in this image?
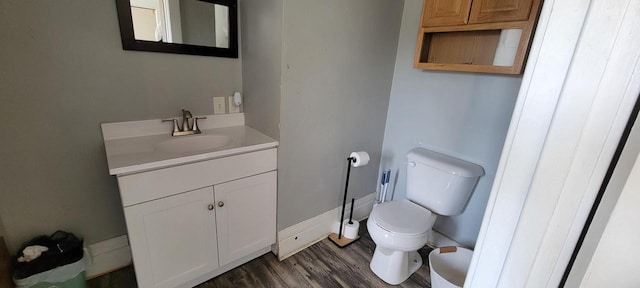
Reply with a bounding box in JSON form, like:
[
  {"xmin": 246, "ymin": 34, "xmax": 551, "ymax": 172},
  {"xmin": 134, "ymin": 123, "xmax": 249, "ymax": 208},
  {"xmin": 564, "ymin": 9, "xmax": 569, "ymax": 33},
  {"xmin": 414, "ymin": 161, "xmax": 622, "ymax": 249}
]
[{"xmin": 115, "ymin": 0, "xmax": 238, "ymax": 58}]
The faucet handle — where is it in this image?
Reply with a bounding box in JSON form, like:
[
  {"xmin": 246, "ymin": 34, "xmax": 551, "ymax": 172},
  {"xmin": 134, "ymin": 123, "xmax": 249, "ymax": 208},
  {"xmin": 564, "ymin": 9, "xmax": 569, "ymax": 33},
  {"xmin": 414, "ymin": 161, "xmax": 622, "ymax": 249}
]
[
  {"xmin": 162, "ymin": 119, "xmax": 180, "ymax": 133},
  {"xmin": 192, "ymin": 117, "xmax": 207, "ymax": 134}
]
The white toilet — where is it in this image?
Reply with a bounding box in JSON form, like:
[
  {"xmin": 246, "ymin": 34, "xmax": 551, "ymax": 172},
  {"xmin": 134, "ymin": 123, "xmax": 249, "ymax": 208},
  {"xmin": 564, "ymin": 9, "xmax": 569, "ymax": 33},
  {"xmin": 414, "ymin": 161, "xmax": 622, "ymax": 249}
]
[{"xmin": 367, "ymin": 148, "xmax": 484, "ymax": 285}]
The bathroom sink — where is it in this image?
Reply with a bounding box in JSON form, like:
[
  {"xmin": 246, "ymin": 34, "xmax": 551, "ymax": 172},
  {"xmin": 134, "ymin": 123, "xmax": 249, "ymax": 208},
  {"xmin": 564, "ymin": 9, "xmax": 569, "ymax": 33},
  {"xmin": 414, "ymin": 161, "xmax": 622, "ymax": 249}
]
[
  {"xmin": 102, "ymin": 115, "xmax": 278, "ymax": 175},
  {"xmin": 155, "ymin": 135, "xmax": 232, "ymax": 153}
]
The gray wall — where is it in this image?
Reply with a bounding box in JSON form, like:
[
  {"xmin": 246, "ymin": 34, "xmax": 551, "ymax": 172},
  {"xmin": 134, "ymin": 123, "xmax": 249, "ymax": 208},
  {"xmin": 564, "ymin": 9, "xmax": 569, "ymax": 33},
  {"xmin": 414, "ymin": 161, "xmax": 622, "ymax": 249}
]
[
  {"xmin": 180, "ymin": 0, "xmax": 217, "ymax": 47},
  {"xmin": 276, "ymin": 0, "xmax": 404, "ymax": 229},
  {"xmin": 240, "ymin": 0, "xmax": 283, "ymax": 140},
  {"xmin": 380, "ymin": 0, "xmax": 522, "ymax": 247},
  {"xmin": 0, "ymin": 218, "xmax": 5, "ymax": 238},
  {"xmin": 0, "ymin": 1, "xmax": 241, "ymax": 252}
]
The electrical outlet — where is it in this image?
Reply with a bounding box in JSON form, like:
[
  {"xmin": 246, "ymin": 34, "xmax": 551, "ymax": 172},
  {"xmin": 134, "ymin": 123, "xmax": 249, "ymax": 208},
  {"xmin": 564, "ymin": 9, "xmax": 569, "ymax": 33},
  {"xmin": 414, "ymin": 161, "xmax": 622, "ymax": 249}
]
[
  {"xmin": 213, "ymin": 97, "xmax": 226, "ymax": 114},
  {"xmin": 228, "ymin": 96, "xmax": 240, "ymax": 113}
]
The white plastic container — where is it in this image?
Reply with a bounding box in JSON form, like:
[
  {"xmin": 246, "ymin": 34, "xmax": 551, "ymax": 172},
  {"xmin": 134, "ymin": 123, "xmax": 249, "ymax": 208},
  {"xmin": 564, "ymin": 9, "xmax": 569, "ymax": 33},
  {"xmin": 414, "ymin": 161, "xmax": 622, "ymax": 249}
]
[{"xmin": 428, "ymin": 246, "xmax": 473, "ymax": 288}]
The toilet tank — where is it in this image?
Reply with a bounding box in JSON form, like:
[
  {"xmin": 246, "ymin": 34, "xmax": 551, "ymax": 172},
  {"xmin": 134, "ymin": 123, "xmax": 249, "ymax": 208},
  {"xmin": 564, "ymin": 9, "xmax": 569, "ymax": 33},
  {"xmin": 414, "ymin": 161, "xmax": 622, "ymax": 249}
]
[{"xmin": 406, "ymin": 148, "xmax": 484, "ymax": 216}]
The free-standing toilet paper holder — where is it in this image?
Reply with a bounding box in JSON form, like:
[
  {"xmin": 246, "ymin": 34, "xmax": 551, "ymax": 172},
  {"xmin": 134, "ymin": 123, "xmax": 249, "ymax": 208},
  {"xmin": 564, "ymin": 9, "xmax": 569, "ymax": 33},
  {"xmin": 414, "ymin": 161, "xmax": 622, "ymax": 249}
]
[{"xmin": 329, "ymin": 153, "xmax": 367, "ymax": 247}]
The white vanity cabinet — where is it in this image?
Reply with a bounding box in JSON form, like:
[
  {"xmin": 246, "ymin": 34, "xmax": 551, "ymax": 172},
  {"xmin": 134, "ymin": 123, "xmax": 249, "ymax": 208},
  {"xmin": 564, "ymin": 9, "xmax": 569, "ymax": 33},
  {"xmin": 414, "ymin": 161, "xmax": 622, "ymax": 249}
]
[
  {"xmin": 124, "ymin": 186, "xmax": 220, "ymax": 288},
  {"xmin": 214, "ymin": 172, "xmax": 277, "ymax": 267},
  {"xmin": 117, "ymin": 148, "xmax": 277, "ymax": 288}
]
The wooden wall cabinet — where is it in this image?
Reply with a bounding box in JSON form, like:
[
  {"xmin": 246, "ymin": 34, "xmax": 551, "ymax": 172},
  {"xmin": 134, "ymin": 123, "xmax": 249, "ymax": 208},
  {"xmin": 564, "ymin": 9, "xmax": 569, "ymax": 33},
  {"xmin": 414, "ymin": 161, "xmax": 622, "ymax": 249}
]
[
  {"xmin": 468, "ymin": 0, "xmax": 535, "ymax": 24},
  {"xmin": 422, "ymin": 0, "xmax": 473, "ymax": 27},
  {"xmin": 415, "ymin": 0, "xmax": 543, "ymax": 74}
]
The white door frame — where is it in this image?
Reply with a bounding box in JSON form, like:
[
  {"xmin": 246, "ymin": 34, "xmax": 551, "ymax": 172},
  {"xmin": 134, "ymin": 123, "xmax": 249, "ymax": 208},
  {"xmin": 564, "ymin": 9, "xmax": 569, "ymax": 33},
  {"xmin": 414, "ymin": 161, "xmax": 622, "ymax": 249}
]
[
  {"xmin": 564, "ymin": 97, "xmax": 640, "ymax": 286},
  {"xmin": 466, "ymin": 0, "xmax": 640, "ymax": 287}
]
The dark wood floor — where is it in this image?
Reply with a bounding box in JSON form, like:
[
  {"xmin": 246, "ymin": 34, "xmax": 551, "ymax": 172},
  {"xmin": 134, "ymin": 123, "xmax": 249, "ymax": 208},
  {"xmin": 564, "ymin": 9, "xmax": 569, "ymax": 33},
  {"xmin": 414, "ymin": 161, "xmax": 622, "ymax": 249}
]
[
  {"xmin": 87, "ymin": 265, "xmax": 137, "ymax": 288},
  {"xmin": 88, "ymin": 222, "xmax": 433, "ymax": 287}
]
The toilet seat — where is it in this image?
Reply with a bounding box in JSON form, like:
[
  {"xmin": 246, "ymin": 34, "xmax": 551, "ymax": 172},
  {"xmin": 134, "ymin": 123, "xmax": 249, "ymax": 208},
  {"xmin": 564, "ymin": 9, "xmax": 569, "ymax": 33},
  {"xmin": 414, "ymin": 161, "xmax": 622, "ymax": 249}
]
[{"xmin": 370, "ymin": 200, "xmax": 434, "ymax": 236}]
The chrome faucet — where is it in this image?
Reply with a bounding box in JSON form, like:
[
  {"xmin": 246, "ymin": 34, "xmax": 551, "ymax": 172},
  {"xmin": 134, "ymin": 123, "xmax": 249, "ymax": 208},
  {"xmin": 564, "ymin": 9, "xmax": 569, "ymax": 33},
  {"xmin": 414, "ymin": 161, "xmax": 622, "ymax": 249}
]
[
  {"xmin": 181, "ymin": 109, "xmax": 193, "ymax": 131},
  {"xmin": 162, "ymin": 109, "xmax": 206, "ymax": 136}
]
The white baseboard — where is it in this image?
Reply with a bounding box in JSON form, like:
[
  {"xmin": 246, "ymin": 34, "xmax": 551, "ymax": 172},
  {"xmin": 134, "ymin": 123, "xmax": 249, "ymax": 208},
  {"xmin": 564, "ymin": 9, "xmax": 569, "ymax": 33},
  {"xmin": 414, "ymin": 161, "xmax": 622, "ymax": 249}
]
[
  {"xmin": 275, "ymin": 193, "xmax": 377, "ymax": 261},
  {"xmin": 85, "ymin": 235, "xmax": 132, "ymax": 279}
]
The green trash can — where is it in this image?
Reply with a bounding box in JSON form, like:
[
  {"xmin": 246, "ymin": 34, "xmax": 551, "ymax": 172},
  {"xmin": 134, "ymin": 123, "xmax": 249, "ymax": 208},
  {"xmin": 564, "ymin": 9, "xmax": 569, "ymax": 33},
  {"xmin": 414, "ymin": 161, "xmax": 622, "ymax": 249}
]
[{"xmin": 12, "ymin": 231, "xmax": 86, "ymax": 288}]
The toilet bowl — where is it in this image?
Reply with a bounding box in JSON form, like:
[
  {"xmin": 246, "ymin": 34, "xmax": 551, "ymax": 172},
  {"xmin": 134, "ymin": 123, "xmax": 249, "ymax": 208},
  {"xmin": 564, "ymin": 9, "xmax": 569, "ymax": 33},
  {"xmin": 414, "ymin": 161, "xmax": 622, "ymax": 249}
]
[
  {"xmin": 367, "ymin": 200, "xmax": 436, "ymax": 285},
  {"xmin": 367, "ymin": 148, "xmax": 484, "ymax": 285}
]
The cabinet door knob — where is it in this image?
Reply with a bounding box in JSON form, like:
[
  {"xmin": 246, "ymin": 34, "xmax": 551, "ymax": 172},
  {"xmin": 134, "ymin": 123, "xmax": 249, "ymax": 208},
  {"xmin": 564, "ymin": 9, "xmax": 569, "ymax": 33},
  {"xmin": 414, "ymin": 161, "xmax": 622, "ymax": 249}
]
[
  {"xmin": 218, "ymin": 201, "xmax": 224, "ymax": 207},
  {"xmin": 208, "ymin": 204, "xmax": 214, "ymax": 211}
]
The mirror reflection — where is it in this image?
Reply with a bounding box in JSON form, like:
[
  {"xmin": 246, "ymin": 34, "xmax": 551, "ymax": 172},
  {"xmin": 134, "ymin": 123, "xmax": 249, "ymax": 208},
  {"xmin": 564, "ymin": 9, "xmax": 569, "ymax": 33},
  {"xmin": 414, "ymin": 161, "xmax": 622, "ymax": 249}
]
[{"xmin": 129, "ymin": 0, "xmax": 230, "ymax": 48}]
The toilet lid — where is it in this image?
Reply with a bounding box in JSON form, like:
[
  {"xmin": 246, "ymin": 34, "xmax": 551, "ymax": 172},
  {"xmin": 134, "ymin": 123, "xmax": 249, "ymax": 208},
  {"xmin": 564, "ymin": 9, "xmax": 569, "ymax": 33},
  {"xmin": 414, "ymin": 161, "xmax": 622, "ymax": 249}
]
[{"xmin": 371, "ymin": 201, "xmax": 434, "ymax": 235}]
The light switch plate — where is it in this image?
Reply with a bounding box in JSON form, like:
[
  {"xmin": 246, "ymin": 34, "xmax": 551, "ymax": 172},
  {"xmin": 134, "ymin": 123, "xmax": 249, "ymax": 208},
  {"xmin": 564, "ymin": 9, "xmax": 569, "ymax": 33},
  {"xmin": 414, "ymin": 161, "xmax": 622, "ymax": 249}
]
[
  {"xmin": 228, "ymin": 96, "xmax": 240, "ymax": 113},
  {"xmin": 213, "ymin": 97, "xmax": 226, "ymax": 114}
]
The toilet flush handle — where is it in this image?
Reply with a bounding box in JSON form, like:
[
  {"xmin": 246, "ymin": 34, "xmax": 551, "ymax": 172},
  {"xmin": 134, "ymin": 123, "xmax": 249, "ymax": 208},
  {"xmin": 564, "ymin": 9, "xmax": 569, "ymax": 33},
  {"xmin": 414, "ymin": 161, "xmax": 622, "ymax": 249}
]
[{"xmin": 408, "ymin": 161, "xmax": 417, "ymax": 167}]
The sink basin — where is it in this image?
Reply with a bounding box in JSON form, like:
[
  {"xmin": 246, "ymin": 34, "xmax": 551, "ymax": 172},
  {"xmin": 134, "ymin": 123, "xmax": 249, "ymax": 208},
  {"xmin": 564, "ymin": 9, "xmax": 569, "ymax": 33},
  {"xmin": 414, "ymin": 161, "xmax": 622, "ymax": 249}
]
[{"xmin": 155, "ymin": 135, "xmax": 232, "ymax": 153}]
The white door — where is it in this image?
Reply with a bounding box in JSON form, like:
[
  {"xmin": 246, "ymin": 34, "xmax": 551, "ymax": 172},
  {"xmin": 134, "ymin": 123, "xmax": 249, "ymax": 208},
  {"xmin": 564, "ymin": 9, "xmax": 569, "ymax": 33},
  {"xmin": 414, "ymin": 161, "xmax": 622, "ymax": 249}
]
[
  {"xmin": 124, "ymin": 186, "xmax": 219, "ymax": 288},
  {"xmin": 466, "ymin": 0, "xmax": 640, "ymax": 286},
  {"xmin": 574, "ymin": 151, "xmax": 640, "ymax": 287},
  {"xmin": 214, "ymin": 171, "xmax": 277, "ymax": 266},
  {"xmin": 563, "ymin": 110, "xmax": 640, "ymax": 287}
]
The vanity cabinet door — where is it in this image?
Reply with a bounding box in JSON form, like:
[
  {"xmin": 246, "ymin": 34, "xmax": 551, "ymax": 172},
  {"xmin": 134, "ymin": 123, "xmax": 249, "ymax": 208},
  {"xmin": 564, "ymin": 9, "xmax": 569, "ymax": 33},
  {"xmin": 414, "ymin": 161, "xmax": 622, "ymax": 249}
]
[
  {"xmin": 422, "ymin": 0, "xmax": 473, "ymax": 27},
  {"xmin": 124, "ymin": 187, "xmax": 219, "ymax": 288},
  {"xmin": 214, "ymin": 171, "xmax": 277, "ymax": 266}
]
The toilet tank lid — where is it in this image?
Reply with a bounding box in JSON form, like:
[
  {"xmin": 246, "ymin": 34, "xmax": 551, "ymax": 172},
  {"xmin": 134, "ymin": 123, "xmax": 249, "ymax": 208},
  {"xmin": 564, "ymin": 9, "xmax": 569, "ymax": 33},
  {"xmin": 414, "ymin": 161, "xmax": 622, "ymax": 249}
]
[{"xmin": 407, "ymin": 148, "xmax": 485, "ymax": 177}]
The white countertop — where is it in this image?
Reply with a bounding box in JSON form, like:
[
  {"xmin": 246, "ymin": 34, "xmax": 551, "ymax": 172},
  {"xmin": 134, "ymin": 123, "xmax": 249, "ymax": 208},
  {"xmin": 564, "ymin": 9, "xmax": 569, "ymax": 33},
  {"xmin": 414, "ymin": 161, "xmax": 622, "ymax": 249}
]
[{"xmin": 101, "ymin": 114, "xmax": 278, "ymax": 175}]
